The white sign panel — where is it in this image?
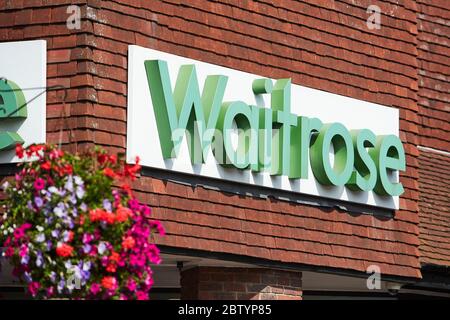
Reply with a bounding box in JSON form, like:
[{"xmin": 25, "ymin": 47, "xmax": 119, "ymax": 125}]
[
  {"xmin": 0, "ymin": 40, "xmax": 47, "ymax": 163},
  {"xmin": 127, "ymin": 45, "xmax": 402, "ymax": 209}
]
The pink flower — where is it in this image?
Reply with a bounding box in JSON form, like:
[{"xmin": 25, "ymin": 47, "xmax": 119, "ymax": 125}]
[
  {"xmin": 46, "ymin": 286, "xmax": 54, "ymax": 297},
  {"xmin": 33, "ymin": 178, "xmax": 45, "ymax": 191},
  {"xmin": 13, "ymin": 228, "xmax": 25, "ymax": 239},
  {"xmin": 19, "ymin": 244, "xmax": 28, "ymax": 257},
  {"xmin": 89, "ymin": 245, "xmax": 98, "ymax": 256},
  {"xmin": 140, "ymin": 205, "xmax": 151, "ymax": 217},
  {"xmin": 28, "ymin": 282, "xmax": 40, "ymax": 297},
  {"xmin": 90, "ymin": 283, "xmax": 101, "ymax": 295},
  {"xmin": 13, "ymin": 223, "xmax": 32, "ymax": 240},
  {"xmin": 127, "ymin": 279, "xmax": 137, "ymax": 292},
  {"xmin": 150, "ymin": 221, "xmax": 165, "ymax": 236},
  {"xmin": 144, "ymin": 275, "xmax": 154, "ymax": 288},
  {"xmin": 136, "ymin": 291, "xmax": 148, "ymax": 300},
  {"xmin": 82, "ymin": 233, "xmax": 93, "ymax": 244},
  {"xmin": 128, "ymin": 199, "xmax": 139, "ymax": 211}
]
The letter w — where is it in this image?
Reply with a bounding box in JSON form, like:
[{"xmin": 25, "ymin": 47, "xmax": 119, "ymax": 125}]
[{"xmin": 144, "ymin": 60, "xmax": 228, "ymax": 164}]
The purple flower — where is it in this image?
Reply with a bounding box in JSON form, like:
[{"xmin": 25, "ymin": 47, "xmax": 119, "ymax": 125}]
[
  {"xmin": 44, "ymin": 216, "xmax": 53, "ymax": 224},
  {"xmin": 34, "ymin": 196, "xmax": 44, "ymax": 208},
  {"xmin": 57, "ymin": 279, "xmax": 65, "ymax": 294},
  {"xmin": 21, "ymin": 255, "xmax": 30, "ymax": 265},
  {"xmin": 64, "ymin": 176, "xmax": 74, "ymax": 192},
  {"xmin": 48, "ymin": 186, "xmax": 58, "ymax": 194},
  {"xmin": 74, "ymin": 176, "xmax": 83, "ymax": 186},
  {"xmin": 53, "ymin": 202, "xmax": 67, "ymax": 218},
  {"xmin": 42, "ymin": 208, "xmax": 51, "ymax": 217},
  {"xmin": 36, "ymin": 251, "xmax": 44, "ymax": 267},
  {"xmin": 76, "ymin": 186, "xmax": 85, "ymax": 199},
  {"xmin": 23, "ymin": 272, "xmax": 33, "ymax": 283},
  {"xmin": 64, "ymin": 217, "xmax": 74, "ymax": 229},
  {"xmin": 62, "ymin": 230, "xmax": 71, "ymax": 242},
  {"xmin": 98, "ymin": 242, "xmax": 107, "ymax": 255},
  {"xmin": 1, "ymin": 181, "xmax": 9, "ymax": 191},
  {"xmin": 69, "ymin": 194, "xmax": 77, "ymax": 205},
  {"xmin": 80, "ymin": 203, "xmax": 87, "ymax": 212},
  {"xmin": 64, "ymin": 260, "xmax": 72, "ymax": 269},
  {"xmin": 35, "ymin": 233, "xmax": 45, "ymax": 243},
  {"xmin": 82, "ymin": 261, "xmax": 92, "ymax": 271},
  {"xmin": 83, "ymin": 244, "xmax": 92, "ymax": 254},
  {"xmin": 51, "ymin": 230, "xmax": 60, "ymax": 238},
  {"xmin": 103, "ymin": 199, "xmax": 112, "ymax": 212},
  {"xmin": 49, "ymin": 272, "xmax": 56, "ymax": 283}
]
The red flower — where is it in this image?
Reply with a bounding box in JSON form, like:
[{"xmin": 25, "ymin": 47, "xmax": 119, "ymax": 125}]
[
  {"xmin": 56, "ymin": 243, "xmax": 73, "ymax": 257},
  {"xmin": 97, "ymin": 153, "xmax": 108, "ymax": 165},
  {"xmin": 41, "ymin": 161, "xmax": 51, "ymax": 170},
  {"xmin": 15, "ymin": 143, "xmax": 24, "ymax": 158},
  {"xmin": 4, "ymin": 247, "xmax": 14, "ymax": 257},
  {"xmin": 109, "ymin": 251, "xmax": 120, "ymax": 262},
  {"xmin": 63, "ymin": 164, "xmax": 73, "ymax": 175},
  {"xmin": 26, "ymin": 144, "xmax": 45, "ymax": 157},
  {"xmin": 101, "ymin": 276, "xmax": 118, "ymax": 291},
  {"xmin": 106, "ymin": 264, "xmax": 117, "ymax": 273},
  {"xmin": 122, "ymin": 156, "xmax": 141, "ymax": 180},
  {"xmin": 49, "ymin": 148, "xmax": 64, "ymax": 159},
  {"xmin": 115, "ymin": 206, "xmax": 131, "ymax": 223},
  {"xmin": 122, "ymin": 236, "xmax": 135, "ymax": 250},
  {"xmin": 108, "ymin": 155, "xmax": 117, "ymax": 164},
  {"xmin": 66, "ymin": 231, "xmax": 74, "ymax": 242},
  {"xmin": 89, "ymin": 208, "xmax": 116, "ymax": 224},
  {"xmin": 103, "ymin": 168, "xmax": 116, "ymax": 178},
  {"xmin": 89, "ymin": 208, "xmax": 105, "ymax": 222},
  {"xmin": 105, "ymin": 212, "xmax": 116, "ymax": 224}
]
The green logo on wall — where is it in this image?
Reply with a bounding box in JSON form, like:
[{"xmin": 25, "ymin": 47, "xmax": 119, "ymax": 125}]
[
  {"xmin": 144, "ymin": 60, "xmax": 406, "ymax": 197},
  {"xmin": 0, "ymin": 79, "xmax": 27, "ymax": 151}
]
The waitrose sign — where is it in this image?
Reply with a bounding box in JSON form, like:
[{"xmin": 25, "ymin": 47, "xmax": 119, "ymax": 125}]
[
  {"xmin": 0, "ymin": 40, "xmax": 46, "ymax": 163},
  {"xmin": 127, "ymin": 46, "xmax": 405, "ymax": 209}
]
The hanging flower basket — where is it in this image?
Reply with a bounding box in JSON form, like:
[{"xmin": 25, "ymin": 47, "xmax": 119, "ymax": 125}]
[{"xmin": 0, "ymin": 144, "xmax": 164, "ymax": 299}]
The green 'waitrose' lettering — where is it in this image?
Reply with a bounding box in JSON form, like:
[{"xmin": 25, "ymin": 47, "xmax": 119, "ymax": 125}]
[
  {"xmin": 0, "ymin": 79, "xmax": 27, "ymax": 151},
  {"xmin": 144, "ymin": 60, "xmax": 405, "ymax": 197}
]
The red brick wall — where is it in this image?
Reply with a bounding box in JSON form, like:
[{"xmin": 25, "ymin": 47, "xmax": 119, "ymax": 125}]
[
  {"xmin": 181, "ymin": 267, "xmax": 302, "ymax": 300},
  {"xmin": 418, "ymin": 150, "xmax": 450, "ymax": 267},
  {"xmin": 417, "ymin": 0, "xmax": 450, "ymax": 268},
  {"xmin": 418, "ymin": 0, "xmax": 450, "ymax": 267},
  {"xmin": 417, "ymin": 0, "xmax": 450, "ymax": 151},
  {"xmin": 0, "ymin": 0, "xmax": 424, "ymax": 279}
]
